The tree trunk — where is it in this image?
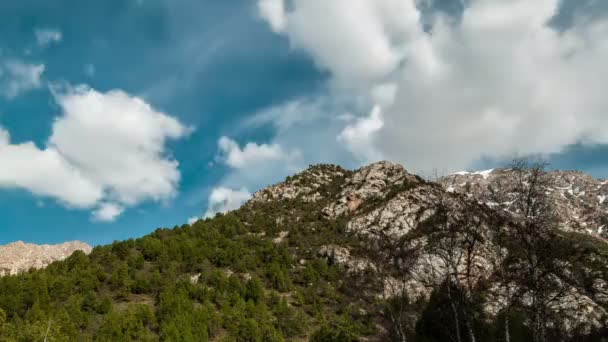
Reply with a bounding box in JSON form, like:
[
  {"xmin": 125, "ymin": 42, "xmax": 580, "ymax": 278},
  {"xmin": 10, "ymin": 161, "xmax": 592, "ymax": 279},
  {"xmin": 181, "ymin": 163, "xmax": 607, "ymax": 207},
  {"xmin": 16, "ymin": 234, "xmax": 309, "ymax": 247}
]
[
  {"xmin": 447, "ymin": 283, "xmax": 463, "ymax": 342},
  {"xmin": 464, "ymin": 316, "xmax": 476, "ymax": 342},
  {"xmin": 504, "ymin": 310, "xmax": 510, "ymax": 342},
  {"xmin": 532, "ymin": 306, "xmax": 546, "ymax": 342}
]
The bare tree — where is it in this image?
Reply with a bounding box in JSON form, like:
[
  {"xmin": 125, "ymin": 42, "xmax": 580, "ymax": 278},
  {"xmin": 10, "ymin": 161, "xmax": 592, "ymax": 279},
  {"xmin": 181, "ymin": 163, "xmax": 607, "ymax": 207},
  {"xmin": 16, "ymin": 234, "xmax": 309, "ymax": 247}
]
[
  {"xmin": 420, "ymin": 187, "xmax": 489, "ymax": 342},
  {"xmin": 364, "ymin": 228, "xmax": 422, "ymax": 342},
  {"xmin": 488, "ymin": 223, "xmax": 520, "ymax": 342},
  {"xmin": 500, "ymin": 158, "xmax": 572, "ymax": 342}
]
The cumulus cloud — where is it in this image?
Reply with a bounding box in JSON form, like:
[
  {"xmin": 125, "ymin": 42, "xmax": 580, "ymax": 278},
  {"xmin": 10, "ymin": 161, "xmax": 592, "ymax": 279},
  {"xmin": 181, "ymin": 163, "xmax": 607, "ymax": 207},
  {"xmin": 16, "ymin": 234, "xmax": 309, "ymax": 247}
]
[
  {"xmin": 34, "ymin": 28, "xmax": 63, "ymax": 48},
  {"xmin": 204, "ymin": 187, "xmax": 251, "ymax": 218},
  {"xmin": 258, "ymin": 0, "xmax": 429, "ymax": 85},
  {"xmin": 203, "ymin": 135, "xmax": 309, "ymax": 216},
  {"xmin": 217, "ymin": 136, "xmax": 289, "ymax": 169},
  {"xmin": 0, "ymin": 128, "xmax": 102, "ymax": 207},
  {"xmin": 92, "ymin": 203, "xmax": 124, "ymax": 222},
  {"xmin": 0, "ymin": 86, "xmax": 190, "ymax": 221},
  {"xmin": 0, "ymin": 61, "xmax": 45, "ymax": 99},
  {"xmin": 208, "ymin": 98, "xmax": 363, "ymax": 205},
  {"xmin": 258, "ymin": 0, "xmax": 608, "ymax": 172},
  {"xmin": 50, "ymin": 86, "xmax": 190, "ymax": 206},
  {"xmin": 338, "ymin": 105, "xmax": 384, "ymax": 163},
  {"xmin": 257, "ymin": 0, "xmax": 286, "ymax": 32}
]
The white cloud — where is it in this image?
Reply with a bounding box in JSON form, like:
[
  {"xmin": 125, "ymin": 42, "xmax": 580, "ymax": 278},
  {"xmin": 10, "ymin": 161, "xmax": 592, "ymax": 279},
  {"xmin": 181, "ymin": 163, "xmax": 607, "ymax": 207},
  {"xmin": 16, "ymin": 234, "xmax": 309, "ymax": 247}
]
[
  {"xmin": 0, "ymin": 86, "xmax": 190, "ymax": 221},
  {"xmin": 92, "ymin": 203, "xmax": 124, "ymax": 222},
  {"xmin": 258, "ymin": 0, "xmax": 608, "ymax": 172},
  {"xmin": 34, "ymin": 28, "xmax": 63, "ymax": 48},
  {"xmin": 209, "ymin": 97, "xmax": 364, "ymax": 203},
  {"xmin": 371, "ymin": 82, "xmax": 398, "ymax": 107},
  {"xmin": 204, "ymin": 187, "xmax": 251, "ymax": 218},
  {"xmin": 217, "ymin": 136, "xmax": 288, "ymax": 169},
  {"xmin": 257, "ymin": 0, "xmax": 286, "ymax": 32},
  {"xmin": 0, "ymin": 61, "xmax": 45, "ymax": 99},
  {"xmin": 338, "ymin": 105, "xmax": 385, "ymax": 163},
  {"xmin": 208, "ymin": 136, "xmax": 306, "ymax": 209},
  {"xmin": 51, "ymin": 86, "xmax": 190, "ymax": 206},
  {"xmin": 187, "ymin": 216, "xmax": 199, "ymax": 225},
  {"xmin": 0, "ymin": 128, "xmax": 103, "ymax": 207},
  {"xmin": 260, "ymin": 0, "xmax": 428, "ymax": 86}
]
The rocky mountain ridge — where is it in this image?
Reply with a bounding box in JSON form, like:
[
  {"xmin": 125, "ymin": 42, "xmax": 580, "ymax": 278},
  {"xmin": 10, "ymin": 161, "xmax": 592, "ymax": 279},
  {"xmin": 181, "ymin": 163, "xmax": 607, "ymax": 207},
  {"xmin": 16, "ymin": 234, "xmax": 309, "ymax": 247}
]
[
  {"xmin": 439, "ymin": 168, "xmax": 608, "ymax": 239},
  {"xmin": 0, "ymin": 240, "xmax": 92, "ymax": 276}
]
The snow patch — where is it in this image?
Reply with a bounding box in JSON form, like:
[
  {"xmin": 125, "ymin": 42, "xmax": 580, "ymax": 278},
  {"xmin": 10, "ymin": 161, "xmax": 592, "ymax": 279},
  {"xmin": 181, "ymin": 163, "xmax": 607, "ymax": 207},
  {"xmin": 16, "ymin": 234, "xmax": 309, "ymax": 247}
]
[
  {"xmin": 477, "ymin": 169, "xmax": 495, "ymax": 179},
  {"xmin": 451, "ymin": 169, "xmax": 494, "ymax": 179},
  {"xmin": 598, "ymin": 195, "xmax": 606, "ymax": 204}
]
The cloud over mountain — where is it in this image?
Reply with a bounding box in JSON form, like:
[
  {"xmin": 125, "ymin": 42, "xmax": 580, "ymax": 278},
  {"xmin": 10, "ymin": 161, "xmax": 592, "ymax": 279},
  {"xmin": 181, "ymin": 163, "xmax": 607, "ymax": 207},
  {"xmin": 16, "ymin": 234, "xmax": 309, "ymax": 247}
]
[{"xmin": 257, "ymin": 0, "xmax": 608, "ymax": 171}]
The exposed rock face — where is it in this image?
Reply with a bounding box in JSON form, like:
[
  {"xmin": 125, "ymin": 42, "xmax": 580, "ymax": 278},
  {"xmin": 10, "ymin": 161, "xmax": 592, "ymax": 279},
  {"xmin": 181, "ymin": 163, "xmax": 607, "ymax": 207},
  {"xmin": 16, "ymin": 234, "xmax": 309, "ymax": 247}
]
[
  {"xmin": 318, "ymin": 244, "xmax": 373, "ymax": 273},
  {"xmin": 320, "ymin": 164, "xmax": 502, "ymax": 302},
  {"xmin": 250, "ymin": 164, "xmax": 346, "ymax": 204},
  {"xmin": 439, "ymin": 168, "xmax": 608, "ymax": 239},
  {"xmin": 0, "ymin": 240, "xmax": 92, "ymax": 276},
  {"xmin": 323, "ymin": 161, "xmax": 420, "ymax": 218},
  {"xmin": 343, "ymin": 185, "xmax": 439, "ymax": 239}
]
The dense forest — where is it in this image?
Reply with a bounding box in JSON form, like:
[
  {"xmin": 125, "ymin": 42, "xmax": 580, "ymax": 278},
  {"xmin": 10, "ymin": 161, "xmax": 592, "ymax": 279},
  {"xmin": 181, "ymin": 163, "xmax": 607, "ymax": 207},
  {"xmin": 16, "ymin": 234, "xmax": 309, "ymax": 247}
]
[{"xmin": 0, "ymin": 163, "xmax": 607, "ymax": 341}]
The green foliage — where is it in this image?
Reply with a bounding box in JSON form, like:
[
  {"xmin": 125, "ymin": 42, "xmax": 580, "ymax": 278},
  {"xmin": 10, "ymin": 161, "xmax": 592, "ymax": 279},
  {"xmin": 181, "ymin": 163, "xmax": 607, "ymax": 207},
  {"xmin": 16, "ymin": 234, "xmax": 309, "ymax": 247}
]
[
  {"xmin": 310, "ymin": 316, "xmax": 360, "ymax": 342},
  {"xmin": 96, "ymin": 305, "xmax": 157, "ymax": 341},
  {"xmin": 0, "ymin": 201, "xmax": 369, "ymax": 341}
]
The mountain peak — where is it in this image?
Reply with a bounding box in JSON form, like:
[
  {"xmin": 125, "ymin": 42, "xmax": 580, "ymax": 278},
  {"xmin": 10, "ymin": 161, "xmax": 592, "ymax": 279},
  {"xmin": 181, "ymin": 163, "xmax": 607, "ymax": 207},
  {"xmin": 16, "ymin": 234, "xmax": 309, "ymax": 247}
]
[{"xmin": 0, "ymin": 240, "xmax": 92, "ymax": 276}]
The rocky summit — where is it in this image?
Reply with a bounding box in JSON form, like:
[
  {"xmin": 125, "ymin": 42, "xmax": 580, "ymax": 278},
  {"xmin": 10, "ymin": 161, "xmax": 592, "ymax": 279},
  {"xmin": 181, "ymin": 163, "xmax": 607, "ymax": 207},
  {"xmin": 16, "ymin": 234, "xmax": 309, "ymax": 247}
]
[{"xmin": 0, "ymin": 240, "xmax": 92, "ymax": 276}]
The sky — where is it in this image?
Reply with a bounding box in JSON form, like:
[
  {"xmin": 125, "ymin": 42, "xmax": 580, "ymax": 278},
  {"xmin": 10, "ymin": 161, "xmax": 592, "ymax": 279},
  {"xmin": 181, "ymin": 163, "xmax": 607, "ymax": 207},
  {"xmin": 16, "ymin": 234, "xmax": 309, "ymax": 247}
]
[{"xmin": 1, "ymin": 0, "xmax": 608, "ymax": 246}]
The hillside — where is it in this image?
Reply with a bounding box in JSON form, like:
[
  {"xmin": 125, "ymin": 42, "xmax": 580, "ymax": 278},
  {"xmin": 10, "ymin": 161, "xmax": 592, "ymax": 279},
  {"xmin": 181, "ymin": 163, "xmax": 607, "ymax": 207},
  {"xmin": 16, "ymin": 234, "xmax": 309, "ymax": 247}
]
[{"xmin": 0, "ymin": 161, "xmax": 606, "ymax": 341}]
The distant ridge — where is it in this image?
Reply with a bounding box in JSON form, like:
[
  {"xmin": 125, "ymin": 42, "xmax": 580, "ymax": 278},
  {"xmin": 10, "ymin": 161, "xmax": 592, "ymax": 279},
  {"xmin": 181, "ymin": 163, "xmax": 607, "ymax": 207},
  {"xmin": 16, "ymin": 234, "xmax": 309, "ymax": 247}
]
[{"xmin": 0, "ymin": 240, "xmax": 92, "ymax": 276}]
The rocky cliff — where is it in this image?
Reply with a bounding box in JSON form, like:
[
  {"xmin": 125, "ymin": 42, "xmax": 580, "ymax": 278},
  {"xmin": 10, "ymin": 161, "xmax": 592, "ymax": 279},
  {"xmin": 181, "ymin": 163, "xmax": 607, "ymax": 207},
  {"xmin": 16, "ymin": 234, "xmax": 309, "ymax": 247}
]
[{"xmin": 0, "ymin": 240, "xmax": 92, "ymax": 276}]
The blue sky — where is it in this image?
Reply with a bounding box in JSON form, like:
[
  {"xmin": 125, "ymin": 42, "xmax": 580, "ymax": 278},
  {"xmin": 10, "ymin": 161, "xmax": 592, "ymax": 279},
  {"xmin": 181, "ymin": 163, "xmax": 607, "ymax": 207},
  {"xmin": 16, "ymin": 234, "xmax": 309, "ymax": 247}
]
[{"xmin": 1, "ymin": 0, "xmax": 608, "ymax": 246}]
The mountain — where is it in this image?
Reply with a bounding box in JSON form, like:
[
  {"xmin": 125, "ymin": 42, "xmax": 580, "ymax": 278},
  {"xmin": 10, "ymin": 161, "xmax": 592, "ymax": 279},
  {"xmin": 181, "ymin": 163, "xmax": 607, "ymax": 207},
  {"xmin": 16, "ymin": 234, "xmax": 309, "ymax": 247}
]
[
  {"xmin": 439, "ymin": 168, "xmax": 608, "ymax": 239},
  {"xmin": 0, "ymin": 241, "xmax": 92, "ymax": 276},
  {"xmin": 0, "ymin": 161, "xmax": 606, "ymax": 341}
]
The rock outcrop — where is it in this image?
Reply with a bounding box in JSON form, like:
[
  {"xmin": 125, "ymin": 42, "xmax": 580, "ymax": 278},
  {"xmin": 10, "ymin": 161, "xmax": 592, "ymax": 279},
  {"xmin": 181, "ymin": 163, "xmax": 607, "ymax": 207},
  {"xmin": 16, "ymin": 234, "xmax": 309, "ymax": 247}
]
[
  {"xmin": 0, "ymin": 240, "xmax": 92, "ymax": 276},
  {"xmin": 250, "ymin": 164, "xmax": 346, "ymax": 204},
  {"xmin": 322, "ymin": 161, "xmax": 420, "ymax": 218}
]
